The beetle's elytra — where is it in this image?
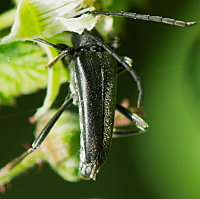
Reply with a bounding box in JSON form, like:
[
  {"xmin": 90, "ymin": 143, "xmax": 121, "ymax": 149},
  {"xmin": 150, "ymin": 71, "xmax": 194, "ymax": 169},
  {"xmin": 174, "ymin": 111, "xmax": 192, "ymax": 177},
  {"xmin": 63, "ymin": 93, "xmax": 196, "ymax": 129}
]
[
  {"xmin": 2, "ymin": 10, "xmax": 196, "ymax": 183},
  {"xmin": 72, "ymin": 29, "xmax": 118, "ymax": 179}
]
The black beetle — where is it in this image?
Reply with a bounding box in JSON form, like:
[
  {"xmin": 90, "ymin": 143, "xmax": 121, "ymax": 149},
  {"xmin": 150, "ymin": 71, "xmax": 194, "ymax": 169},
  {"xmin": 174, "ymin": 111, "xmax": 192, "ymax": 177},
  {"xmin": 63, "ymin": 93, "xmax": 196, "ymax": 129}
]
[{"xmin": 5, "ymin": 10, "xmax": 196, "ymax": 180}]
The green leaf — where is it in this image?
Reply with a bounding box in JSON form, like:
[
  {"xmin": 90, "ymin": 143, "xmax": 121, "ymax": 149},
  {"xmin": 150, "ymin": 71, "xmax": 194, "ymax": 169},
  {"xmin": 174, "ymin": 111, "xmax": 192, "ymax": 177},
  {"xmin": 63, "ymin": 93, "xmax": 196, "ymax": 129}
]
[
  {"xmin": 0, "ymin": 42, "xmax": 48, "ymax": 104},
  {"xmin": 31, "ymin": 44, "xmax": 69, "ymax": 121},
  {"xmin": 35, "ymin": 110, "xmax": 81, "ymax": 182},
  {"xmin": 0, "ymin": 110, "xmax": 81, "ymax": 189}
]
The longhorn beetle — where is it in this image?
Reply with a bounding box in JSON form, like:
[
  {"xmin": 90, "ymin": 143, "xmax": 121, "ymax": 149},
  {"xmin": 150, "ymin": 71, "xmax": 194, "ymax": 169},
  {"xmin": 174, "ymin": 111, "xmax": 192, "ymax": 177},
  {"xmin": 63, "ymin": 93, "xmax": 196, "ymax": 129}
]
[{"xmin": 5, "ymin": 11, "xmax": 196, "ymax": 180}]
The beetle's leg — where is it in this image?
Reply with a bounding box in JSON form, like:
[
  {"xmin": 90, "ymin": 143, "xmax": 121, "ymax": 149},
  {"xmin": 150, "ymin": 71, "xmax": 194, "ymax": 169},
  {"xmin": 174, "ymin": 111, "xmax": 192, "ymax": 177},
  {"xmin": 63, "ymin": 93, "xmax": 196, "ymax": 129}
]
[
  {"xmin": 106, "ymin": 39, "xmax": 119, "ymax": 49},
  {"xmin": 89, "ymin": 11, "xmax": 196, "ymax": 27},
  {"xmin": 84, "ymin": 30, "xmax": 143, "ymax": 108},
  {"xmin": 117, "ymin": 56, "xmax": 133, "ymax": 75},
  {"xmin": 105, "ymin": 31, "xmax": 120, "ymax": 49},
  {"xmin": 113, "ymin": 104, "xmax": 148, "ymax": 138},
  {"xmin": 5, "ymin": 97, "xmax": 73, "ymax": 170},
  {"xmin": 45, "ymin": 48, "xmax": 74, "ymax": 69},
  {"xmin": 34, "ymin": 39, "xmax": 75, "ymax": 69}
]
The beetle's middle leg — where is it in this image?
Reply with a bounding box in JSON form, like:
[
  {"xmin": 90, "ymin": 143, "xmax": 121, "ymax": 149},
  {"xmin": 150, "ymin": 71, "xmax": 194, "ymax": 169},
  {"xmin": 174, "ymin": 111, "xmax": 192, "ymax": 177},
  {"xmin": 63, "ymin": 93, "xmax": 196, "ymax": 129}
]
[{"xmin": 113, "ymin": 103, "xmax": 148, "ymax": 138}]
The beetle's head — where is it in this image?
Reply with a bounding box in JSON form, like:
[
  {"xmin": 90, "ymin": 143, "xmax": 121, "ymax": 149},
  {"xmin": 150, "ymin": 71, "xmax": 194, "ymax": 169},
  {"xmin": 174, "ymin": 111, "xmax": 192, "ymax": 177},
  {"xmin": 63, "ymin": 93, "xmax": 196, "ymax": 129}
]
[{"xmin": 72, "ymin": 28, "xmax": 104, "ymax": 49}]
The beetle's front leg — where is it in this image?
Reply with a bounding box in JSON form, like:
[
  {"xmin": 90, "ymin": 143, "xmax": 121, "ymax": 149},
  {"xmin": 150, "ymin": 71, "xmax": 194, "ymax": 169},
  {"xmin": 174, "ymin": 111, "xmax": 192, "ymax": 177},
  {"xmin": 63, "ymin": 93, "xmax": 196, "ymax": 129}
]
[{"xmin": 117, "ymin": 56, "xmax": 133, "ymax": 75}]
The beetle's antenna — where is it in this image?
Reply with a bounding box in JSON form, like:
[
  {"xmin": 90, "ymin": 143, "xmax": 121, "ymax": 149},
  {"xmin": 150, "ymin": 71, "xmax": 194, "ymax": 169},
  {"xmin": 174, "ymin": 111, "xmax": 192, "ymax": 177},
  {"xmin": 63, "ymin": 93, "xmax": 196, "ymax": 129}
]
[
  {"xmin": 84, "ymin": 30, "xmax": 143, "ymax": 108},
  {"xmin": 89, "ymin": 11, "xmax": 196, "ymax": 27},
  {"xmin": 34, "ymin": 38, "xmax": 64, "ymax": 51}
]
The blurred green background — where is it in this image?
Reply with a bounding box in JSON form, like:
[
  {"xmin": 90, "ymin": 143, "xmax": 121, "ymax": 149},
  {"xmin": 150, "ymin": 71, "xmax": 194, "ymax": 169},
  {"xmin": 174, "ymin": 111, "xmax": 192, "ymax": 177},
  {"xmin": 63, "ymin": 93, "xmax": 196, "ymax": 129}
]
[{"xmin": 0, "ymin": 0, "xmax": 200, "ymax": 198}]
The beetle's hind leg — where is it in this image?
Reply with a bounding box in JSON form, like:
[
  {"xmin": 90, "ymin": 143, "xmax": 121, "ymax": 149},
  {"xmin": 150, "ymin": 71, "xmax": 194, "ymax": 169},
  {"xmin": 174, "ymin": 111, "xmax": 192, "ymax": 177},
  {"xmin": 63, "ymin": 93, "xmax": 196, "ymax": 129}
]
[
  {"xmin": 113, "ymin": 104, "xmax": 148, "ymax": 138},
  {"xmin": 4, "ymin": 97, "xmax": 73, "ymax": 170}
]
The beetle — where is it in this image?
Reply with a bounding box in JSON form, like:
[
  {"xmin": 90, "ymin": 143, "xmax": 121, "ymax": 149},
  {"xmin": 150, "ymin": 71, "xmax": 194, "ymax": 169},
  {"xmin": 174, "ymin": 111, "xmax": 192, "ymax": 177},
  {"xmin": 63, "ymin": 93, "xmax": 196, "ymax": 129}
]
[{"xmin": 5, "ymin": 11, "xmax": 196, "ymax": 180}]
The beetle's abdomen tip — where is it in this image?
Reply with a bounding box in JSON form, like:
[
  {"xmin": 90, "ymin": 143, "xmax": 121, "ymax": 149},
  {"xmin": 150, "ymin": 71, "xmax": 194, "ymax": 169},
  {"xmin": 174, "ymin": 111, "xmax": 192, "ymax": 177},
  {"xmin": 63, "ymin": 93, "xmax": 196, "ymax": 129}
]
[{"xmin": 79, "ymin": 162, "xmax": 100, "ymax": 180}]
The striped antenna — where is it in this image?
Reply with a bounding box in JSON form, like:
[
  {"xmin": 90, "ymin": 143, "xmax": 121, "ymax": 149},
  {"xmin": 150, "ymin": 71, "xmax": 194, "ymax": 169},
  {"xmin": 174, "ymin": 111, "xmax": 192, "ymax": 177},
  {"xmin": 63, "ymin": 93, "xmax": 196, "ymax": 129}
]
[{"xmin": 90, "ymin": 11, "xmax": 196, "ymax": 27}]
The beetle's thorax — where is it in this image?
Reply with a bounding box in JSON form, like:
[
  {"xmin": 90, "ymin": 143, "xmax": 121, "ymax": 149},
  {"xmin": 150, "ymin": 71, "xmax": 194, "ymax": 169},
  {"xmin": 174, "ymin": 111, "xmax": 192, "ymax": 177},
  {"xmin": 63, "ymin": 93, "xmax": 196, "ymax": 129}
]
[{"xmin": 72, "ymin": 29, "xmax": 104, "ymax": 49}]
